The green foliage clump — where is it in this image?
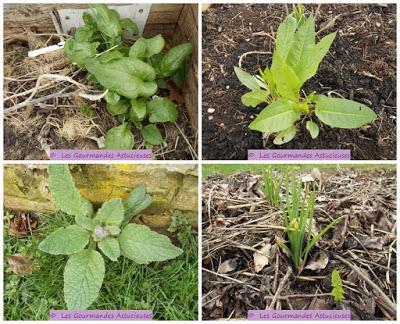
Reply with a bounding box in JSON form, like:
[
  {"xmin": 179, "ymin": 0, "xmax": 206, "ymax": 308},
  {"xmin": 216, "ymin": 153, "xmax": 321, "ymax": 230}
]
[
  {"xmin": 234, "ymin": 4, "xmax": 376, "ymax": 144},
  {"xmin": 278, "ymin": 173, "xmax": 344, "ymax": 272},
  {"xmin": 65, "ymin": 4, "xmax": 193, "ymax": 149},
  {"xmin": 38, "ymin": 165, "xmax": 183, "ymax": 310}
]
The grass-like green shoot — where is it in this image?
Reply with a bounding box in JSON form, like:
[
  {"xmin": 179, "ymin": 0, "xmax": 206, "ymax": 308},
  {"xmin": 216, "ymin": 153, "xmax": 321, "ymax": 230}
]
[
  {"xmin": 278, "ymin": 173, "xmax": 344, "ymax": 273},
  {"xmin": 262, "ymin": 167, "xmax": 283, "ymax": 206}
]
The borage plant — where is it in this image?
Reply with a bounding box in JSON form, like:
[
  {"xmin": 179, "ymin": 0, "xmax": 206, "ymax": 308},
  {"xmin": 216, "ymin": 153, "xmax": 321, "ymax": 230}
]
[
  {"xmin": 278, "ymin": 174, "xmax": 344, "ymax": 273},
  {"xmin": 234, "ymin": 5, "xmax": 376, "ymax": 144},
  {"xmin": 64, "ymin": 4, "xmax": 193, "ymax": 149},
  {"xmin": 38, "ymin": 165, "xmax": 182, "ymax": 310}
]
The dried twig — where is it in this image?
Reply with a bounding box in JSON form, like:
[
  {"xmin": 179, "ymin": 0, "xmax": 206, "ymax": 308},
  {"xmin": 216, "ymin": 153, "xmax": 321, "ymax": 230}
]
[{"xmin": 268, "ymin": 267, "xmax": 292, "ymax": 310}]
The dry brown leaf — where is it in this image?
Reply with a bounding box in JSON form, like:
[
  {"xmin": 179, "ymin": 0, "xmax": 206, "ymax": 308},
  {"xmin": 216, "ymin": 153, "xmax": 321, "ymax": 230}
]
[
  {"xmin": 359, "ymin": 236, "xmax": 383, "ymax": 250},
  {"xmin": 304, "ymin": 252, "xmax": 329, "ymax": 271},
  {"xmin": 7, "ymin": 254, "xmax": 33, "ymax": 275},
  {"xmin": 331, "ymin": 214, "xmax": 348, "ymax": 249},
  {"xmin": 166, "ymin": 82, "xmax": 185, "ymax": 104},
  {"xmin": 8, "ymin": 212, "xmax": 38, "ymax": 237},
  {"xmin": 218, "ymin": 258, "xmax": 238, "ymax": 274},
  {"xmin": 254, "ymin": 243, "xmax": 271, "ymax": 273}
]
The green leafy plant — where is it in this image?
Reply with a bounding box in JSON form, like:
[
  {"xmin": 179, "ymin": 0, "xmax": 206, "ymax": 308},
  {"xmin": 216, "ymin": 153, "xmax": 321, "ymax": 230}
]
[
  {"xmin": 262, "ymin": 167, "xmax": 283, "ymax": 206},
  {"xmin": 38, "ymin": 165, "xmax": 183, "ymax": 310},
  {"xmin": 331, "ymin": 269, "xmax": 345, "ymax": 302},
  {"xmin": 278, "ymin": 173, "xmax": 344, "ymax": 272},
  {"xmin": 64, "ymin": 4, "xmax": 193, "ymax": 149},
  {"xmin": 234, "ymin": 5, "xmax": 376, "ymax": 144}
]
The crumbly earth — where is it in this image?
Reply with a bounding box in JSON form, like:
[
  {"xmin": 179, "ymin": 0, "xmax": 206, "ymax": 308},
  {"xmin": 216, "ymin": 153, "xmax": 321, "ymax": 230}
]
[
  {"xmin": 202, "ymin": 4, "xmax": 396, "ymax": 160},
  {"xmin": 202, "ymin": 168, "xmax": 397, "ymax": 320}
]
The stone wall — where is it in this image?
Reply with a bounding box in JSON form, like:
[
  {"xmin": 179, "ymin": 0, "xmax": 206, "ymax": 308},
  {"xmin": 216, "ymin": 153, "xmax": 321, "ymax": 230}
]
[{"xmin": 4, "ymin": 164, "xmax": 198, "ymax": 232}]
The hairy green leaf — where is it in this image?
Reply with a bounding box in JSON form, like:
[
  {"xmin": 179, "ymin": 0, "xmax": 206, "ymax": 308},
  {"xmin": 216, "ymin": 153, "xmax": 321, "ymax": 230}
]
[
  {"xmin": 241, "ymin": 89, "xmax": 270, "ymax": 107},
  {"xmin": 273, "ymin": 125, "xmax": 297, "ymax": 145},
  {"xmin": 75, "ymin": 215, "xmax": 96, "ymax": 231},
  {"xmin": 314, "ymin": 95, "xmax": 377, "ymax": 128},
  {"xmin": 234, "ymin": 66, "xmax": 260, "ymax": 90},
  {"xmin": 39, "ymin": 225, "xmax": 89, "ymax": 255},
  {"xmin": 64, "ymin": 249, "xmax": 105, "ymax": 310},
  {"xmin": 249, "ymin": 99, "xmax": 300, "ymax": 133},
  {"xmin": 104, "ymin": 123, "xmax": 134, "ymax": 149},
  {"xmin": 123, "ymin": 186, "xmax": 152, "ymax": 223},
  {"xmin": 141, "ymin": 124, "xmax": 163, "ymax": 145},
  {"xmin": 94, "ymin": 198, "xmax": 124, "ymax": 226},
  {"xmin": 148, "ymin": 97, "xmax": 178, "ymax": 123},
  {"xmin": 331, "ymin": 269, "xmax": 345, "ymax": 302},
  {"xmin": 306, "ymin": 120, "xmax": 319, "ymax": 139},
  {"xmin": 119, "ymin": 224, "xmax": 182, "ymax": 264},
  {"xmin": 48, "ymin": 165, "xmax": 93, "ymax": 217},
  {"xmin": 98, "ymin": 237, "xmax": 120, "ymax": 261},
  {"xmin": 107, "ymin": 225, "xmax": 121, "ymax": 236}
]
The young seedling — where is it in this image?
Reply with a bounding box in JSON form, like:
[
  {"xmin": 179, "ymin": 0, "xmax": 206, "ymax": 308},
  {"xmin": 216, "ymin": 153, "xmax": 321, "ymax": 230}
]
[
  {"xmin": 278, "ymin": 173, "xmax": 344, "ymax": 272},
  {"xmin": 262, "ymin": 167, "xmax": 283, "ymax": 206},
  {"xmin": 331, "ymin": 269, "xmax": 345, "ymax": 302},
  {"xmin": 38, "ymin": 165, "xmax": 182, "ymax": 310},
  {"xmin": 64, "ymin": 4, "xmax": 193, "ymax": 149},
  {"xmin": 234, "ymin": 5, "xmax": 376, "ymax": 144}
]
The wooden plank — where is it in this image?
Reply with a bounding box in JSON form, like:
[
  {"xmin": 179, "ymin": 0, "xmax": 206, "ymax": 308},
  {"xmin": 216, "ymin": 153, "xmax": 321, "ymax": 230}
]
[
  {"xmin": 147, "ymin": 4, "xmax": 184, "ymax": 24},
  {"xmin": 4, "ymin": 4, "xmax": 183, "ymax": 36},
  {"xmin": 172, "ymin": 4, "xmax": 198, "ymax": 129}
]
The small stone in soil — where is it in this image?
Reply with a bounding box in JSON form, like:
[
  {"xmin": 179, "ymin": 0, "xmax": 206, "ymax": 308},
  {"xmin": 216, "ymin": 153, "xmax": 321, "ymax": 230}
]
[
  {"xmin": 208, "ymin": 116, "xmax": 213, "ymax": 120},
  {"xmin": 208, "ymin": 108, "xmax": 215, "ymax": 114}
]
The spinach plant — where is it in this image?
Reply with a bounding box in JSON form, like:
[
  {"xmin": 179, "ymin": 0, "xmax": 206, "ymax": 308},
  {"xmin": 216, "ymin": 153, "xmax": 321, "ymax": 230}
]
[
  {"xmin": 64, "ymin": 4, "xmax": 193, "ymax": 149},
  {"xmin": 234, "ymin": 5, "xmax": 376, "ymax": 144},
  {"xmin": 331, "ymin": 269, "xmax": 345, "ymax": 302},
  {"xmin": 278, "ymin": 174, "xmax": 344, "ymax": 272},
  {"xmin": 38, "ymin": 165, "xmax": 182, "ymax": 310}
]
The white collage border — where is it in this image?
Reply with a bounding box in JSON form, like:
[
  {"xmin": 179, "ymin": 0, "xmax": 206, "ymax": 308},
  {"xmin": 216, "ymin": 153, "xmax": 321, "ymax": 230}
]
[{"xmin": 0, "ymin": 0, "xmax": 399, "ymax": 323}]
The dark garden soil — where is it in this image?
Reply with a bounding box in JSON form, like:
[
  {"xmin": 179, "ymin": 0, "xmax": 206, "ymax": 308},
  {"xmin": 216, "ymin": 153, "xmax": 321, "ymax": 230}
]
[
  {"xmin": 202, "ymin": 168, "xmax": 397, "ymax": 320},
  {"xmin": 4, "ymin": 5, "xmax": 197, "ymax": 160},
  {"xmin": 202, "ymin": 4, "xmax": 396, "ymax": 160}
]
